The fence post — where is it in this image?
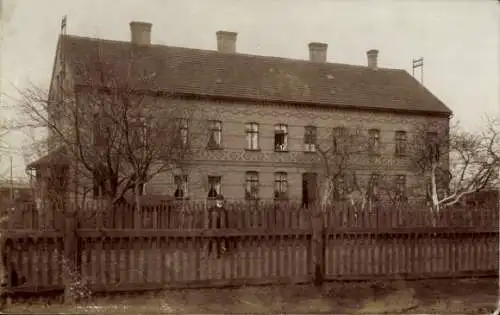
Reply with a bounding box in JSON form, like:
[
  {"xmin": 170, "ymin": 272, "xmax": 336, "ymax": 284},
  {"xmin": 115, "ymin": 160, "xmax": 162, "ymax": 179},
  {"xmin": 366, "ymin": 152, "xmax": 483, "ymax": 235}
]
[
  {"xmin": 63, "ymin": 204, "xmax": 79, "ymax": 303},
  {"xmin": 311, "ymin": 209, "xmax": 325, "ymax": 286}
]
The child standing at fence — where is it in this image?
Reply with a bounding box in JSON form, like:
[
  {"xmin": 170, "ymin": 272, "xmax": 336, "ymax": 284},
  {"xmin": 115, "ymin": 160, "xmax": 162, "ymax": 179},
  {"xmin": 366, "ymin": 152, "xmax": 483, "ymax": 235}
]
[{"xmin": 208, "ymin": 194, "xmax": 229, "ymax": 258}]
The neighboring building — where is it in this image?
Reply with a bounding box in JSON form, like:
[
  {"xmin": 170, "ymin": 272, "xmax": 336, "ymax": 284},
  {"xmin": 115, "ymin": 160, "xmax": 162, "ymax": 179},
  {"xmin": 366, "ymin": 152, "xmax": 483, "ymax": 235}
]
[
  {"xmin": 461, "ymin": 190, "xmax": 499, "ymax": 210},
  {"xmin": 27, "ymin": 21, "xmax": 452, "ymax": 206},
  {"xmin": 0, "ymin": 180, "xmax": 33, "ymax": 209}
]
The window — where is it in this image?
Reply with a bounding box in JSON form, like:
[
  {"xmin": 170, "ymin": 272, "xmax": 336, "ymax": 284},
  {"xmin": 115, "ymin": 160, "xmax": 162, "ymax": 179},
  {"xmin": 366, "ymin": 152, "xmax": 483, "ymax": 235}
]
[
  {"xmin": 207, "ymin": 176, "xmax": 222, "ymax": 198},
  {"xmin": 177, "ymin": 118, "xmax": 189, "ymax": 147},
  {"xmin": 131, "ymin": 173, "xmax": 146, "ymax": 196},
  {"xmin": 130, "ymin": 117, "xmax": 149, "ymax": 149},
  {"xmin": 207, "ymin": 120, "xmax": 222, "ymax": 149},
  {"xmin": 174, "ymin": 175, "xmax": 188, "ymax": 199},
  {"xmin": 245, "ymin": 123, "xmax": 259, "ymax": 150},
  {"xmin": 425, "ymin": 131, "xmax": 440, "ymax": 160},
  {"xmin": 368, "ymin": 129, "xmax": 381, "ymax": 154},
  {"xmin": 274, "ymin": 172, "xmax": 288, "ymax": 199},
  {"xmin": 426, "ymin": 131, "xmax": 438, "ymax": 143},
  {"xmin": 333, "ymin": 175, "xmax": 346, "ymax": 200},
  {"xmin": 304, "ymin": 126, "xmax": 317, "ymax": 152},
  {"xmin": 92, "ymin": 171, "xmax": 105, "ymax": 198},
  {"xmin": 245, "ymin": 171, "xmax": 259, "ymax": 200},
  {"xmin": 275, "ymin": 124, "xmax": 288, "ymax": 151},
  {"xmin": 395, "ymin": 174, "xmax": 406, "ymax": 202},
  {"xmin": 395, "ymin": 131, "xmax": 407, "ymax": 156},
  {"xmin": 368, "ymin": 172, "xmax": 380, "ymax": 198},
  {"xmin": 332, "ymin": 127, "xmax": 347, "ymax": 153}
]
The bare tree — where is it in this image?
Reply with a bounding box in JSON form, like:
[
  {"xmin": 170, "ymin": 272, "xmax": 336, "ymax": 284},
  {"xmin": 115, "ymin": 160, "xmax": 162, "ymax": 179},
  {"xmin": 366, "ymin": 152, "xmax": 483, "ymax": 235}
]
[
  {"xmin": 17, "ymin": 40, "xmax": 204, "ymax": 212},
  {"xmin": 315, "ymin": 125, "xmax": 374, "ymax": 210},
  {"xmin": 410, "ymin": 118, "xmax": 499, "ymax": 214}
]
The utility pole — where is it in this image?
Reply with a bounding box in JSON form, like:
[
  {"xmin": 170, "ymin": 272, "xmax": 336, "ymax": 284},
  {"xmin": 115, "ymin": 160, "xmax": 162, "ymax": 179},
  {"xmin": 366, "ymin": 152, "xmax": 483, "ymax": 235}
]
[{"xmin": 10, "ymin": 155, "xmax": 13, "ymax": 202}]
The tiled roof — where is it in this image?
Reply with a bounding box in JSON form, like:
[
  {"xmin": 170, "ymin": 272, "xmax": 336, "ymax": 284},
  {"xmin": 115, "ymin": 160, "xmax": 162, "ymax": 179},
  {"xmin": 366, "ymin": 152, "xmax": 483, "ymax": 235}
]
[
  {"xmin": 60, "ymin": 35, "xmax": 452, "ymax": 115},
  {"xmin": 26, "ymin": 147, "xmax": 68, "ymax": 169}
]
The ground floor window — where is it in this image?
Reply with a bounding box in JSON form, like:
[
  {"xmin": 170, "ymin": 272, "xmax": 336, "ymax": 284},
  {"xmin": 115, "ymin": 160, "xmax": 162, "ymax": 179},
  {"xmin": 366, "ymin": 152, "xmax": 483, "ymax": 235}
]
[{"xmin": 208, "ymin": 176, "xmax": 222, "ymax": 198}]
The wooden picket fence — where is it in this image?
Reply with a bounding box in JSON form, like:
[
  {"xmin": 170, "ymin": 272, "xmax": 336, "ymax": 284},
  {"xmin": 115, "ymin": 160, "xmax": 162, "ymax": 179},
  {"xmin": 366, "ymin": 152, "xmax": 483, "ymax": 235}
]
[{"xmin": 0, "ymin": 201, "xmax": 498, "ymax": 297}]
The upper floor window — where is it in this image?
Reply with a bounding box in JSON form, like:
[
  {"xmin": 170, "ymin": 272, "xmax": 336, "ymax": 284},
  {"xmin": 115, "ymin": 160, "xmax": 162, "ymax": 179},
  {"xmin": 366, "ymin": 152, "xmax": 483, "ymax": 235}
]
[
  {"xmin": 274, "ymin": 172, "xmax": 288, "ymax": 199},
  {"xmin": 424, "ymin": 131, "xmax": 441, "ymax": 161},
  {"xmin": 395, "ymin": 130, "xmax": 407, "ymax": 156},
  {"xmin": 275, "ymin": 124, "xmax": 288, "ymax": 152},
  {"xmin": 130, "ymin": 117, "xmax": 150, "ymax": 149},
  {"xmin": 174, "ymin": 175, "xmax": 188, "ymax": 199},
  {"xmin": 92, "ymin": 113, "xmax": 112, "ymax": 147},
  {"xmin": 207, "ymin": 175, "xmax": 222, "ymax": 198},
  {"xmin": 176, "ymin": 118, "xmax": 189, "ymax": 147},
  {"xmin": 368, "ymin": 129, "xmax": 381, "ymax": 154},
  {"xmin": 304, "ymin": 126, "xmax": 317, "ymax": 152},
  {"xmin": 426, "ymin": 131, "xmax": 438, "ymax": 143},
  {"xmin": 207, "ymin": 120, "xmax": 222, "ymax": 149},
  {"xmin": 245, "ymin": 123, "xmax": 259, "ymax": 150},
  {"xmin": 245, "ymin": 171, "xmax": 259, "ymax": 200},
  {"xmin": 332, "ymin": 127, "xmax": 347, "ymax": 153}
]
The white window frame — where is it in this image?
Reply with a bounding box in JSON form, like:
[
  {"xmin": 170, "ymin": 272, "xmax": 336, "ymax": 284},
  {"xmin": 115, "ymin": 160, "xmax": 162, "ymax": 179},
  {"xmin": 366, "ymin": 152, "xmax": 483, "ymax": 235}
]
[
  {"xmin": 245, "ymin": 123, "xmax": 259, "ymax": 150},
  {"xmin": 304, "ymin": 125, "xmax": 317, "ymax": 152}
]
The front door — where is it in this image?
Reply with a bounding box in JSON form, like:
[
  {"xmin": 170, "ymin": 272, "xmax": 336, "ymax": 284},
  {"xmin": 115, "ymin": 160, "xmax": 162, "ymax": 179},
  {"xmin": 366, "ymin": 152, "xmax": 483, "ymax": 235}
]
[{"xmin": 302, "ymin": 173, "xmax": 318, "ymax": 208}]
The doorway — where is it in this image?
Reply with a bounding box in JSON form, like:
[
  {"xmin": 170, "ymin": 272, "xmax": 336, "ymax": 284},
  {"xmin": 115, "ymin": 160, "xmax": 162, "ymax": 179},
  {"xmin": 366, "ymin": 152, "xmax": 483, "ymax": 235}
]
[{"xmin": 302, "ymin": 173, "xmax": 318, "ymax": 208}]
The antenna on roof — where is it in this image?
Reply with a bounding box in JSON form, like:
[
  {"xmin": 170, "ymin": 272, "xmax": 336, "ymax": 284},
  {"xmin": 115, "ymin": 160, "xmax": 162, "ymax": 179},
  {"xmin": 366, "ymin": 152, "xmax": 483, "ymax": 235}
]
[{"xmin": 412, "ymin": 57, "xmax": 424, "ymax": 84}]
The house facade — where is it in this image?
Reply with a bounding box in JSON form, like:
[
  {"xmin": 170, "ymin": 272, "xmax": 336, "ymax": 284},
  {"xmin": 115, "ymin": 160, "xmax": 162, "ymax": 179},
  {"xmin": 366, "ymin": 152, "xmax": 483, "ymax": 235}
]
[{"xmin": 27, "ymin": 21, "xmax": 452, "ymax": 206}]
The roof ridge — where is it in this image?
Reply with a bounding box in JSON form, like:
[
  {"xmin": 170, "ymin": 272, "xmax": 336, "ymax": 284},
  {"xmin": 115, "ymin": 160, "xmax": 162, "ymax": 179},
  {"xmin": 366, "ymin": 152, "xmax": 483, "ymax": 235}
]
[{"xmin": 61, "ymin": 34, "xmax": 403, "ymax": 72}]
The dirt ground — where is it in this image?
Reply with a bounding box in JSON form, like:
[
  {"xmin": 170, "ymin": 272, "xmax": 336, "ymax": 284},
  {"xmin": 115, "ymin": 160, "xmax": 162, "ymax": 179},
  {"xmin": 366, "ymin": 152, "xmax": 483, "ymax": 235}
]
[{"xmin": 3, "ymin": 277, "xmax": 498, "ymax": 314}]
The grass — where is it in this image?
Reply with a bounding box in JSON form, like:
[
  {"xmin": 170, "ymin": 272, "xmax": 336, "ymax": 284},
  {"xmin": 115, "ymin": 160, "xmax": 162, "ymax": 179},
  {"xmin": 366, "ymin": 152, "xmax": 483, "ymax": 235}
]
[{"xmin": 2, "ymin": 277, "xmax": 498, "ymax": 314}]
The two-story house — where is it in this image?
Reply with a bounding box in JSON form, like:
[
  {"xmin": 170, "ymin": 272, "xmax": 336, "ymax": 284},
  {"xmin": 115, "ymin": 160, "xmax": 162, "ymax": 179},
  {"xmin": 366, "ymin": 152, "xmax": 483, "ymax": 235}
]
[{"xmin": 27, "ymin": 21, "xmax": 452, "ymax": 207}]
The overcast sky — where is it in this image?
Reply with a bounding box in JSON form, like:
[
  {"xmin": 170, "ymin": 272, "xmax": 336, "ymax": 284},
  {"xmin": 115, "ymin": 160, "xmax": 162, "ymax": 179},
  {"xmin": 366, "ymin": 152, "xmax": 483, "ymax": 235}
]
[{"xmin": 0, "ymin": 0, "xmax": 499, "ymax": 179}]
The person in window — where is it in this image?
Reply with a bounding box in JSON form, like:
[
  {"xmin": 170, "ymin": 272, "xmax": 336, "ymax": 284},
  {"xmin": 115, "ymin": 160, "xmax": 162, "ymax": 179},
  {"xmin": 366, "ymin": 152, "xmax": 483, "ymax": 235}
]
[
  {"xmin": 208, "ymin": 194, "xmax": 229, "ymax": 258},
  {"xmin": 207, "ymin": 186, "xmax": 218, "ymax": 199}
]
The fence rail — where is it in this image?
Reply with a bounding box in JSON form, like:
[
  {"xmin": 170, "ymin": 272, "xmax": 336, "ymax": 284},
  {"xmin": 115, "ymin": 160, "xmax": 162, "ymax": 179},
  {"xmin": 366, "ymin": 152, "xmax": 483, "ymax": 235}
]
[{"xmin": 0, "ymin": 201, "xmax": 498, "ymax": 297}]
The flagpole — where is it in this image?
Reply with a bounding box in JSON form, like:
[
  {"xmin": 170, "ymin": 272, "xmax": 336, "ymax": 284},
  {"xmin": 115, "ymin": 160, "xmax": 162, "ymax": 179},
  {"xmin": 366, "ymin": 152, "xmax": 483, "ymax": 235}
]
[
  {"xmin": 412, "ymin": 57, "xmax": 424, "ymax": 84},
  {"xmin": 421, "ymin": 63, "xmax": 424, "ymax": 84}
]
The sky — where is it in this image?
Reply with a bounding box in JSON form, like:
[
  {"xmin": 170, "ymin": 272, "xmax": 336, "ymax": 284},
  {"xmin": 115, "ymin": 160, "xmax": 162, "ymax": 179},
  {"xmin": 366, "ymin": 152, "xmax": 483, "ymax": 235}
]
[{"xmin": 0, "ymin": 0, "xmax": 499, "ymax": 180}]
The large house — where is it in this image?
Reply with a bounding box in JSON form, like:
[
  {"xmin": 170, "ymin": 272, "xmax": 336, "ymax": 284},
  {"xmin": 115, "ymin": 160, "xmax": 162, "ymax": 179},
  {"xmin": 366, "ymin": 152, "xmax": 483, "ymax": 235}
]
[{"xmin": 27, "ymin": 21, "xmax": 452, "ymax": 207}]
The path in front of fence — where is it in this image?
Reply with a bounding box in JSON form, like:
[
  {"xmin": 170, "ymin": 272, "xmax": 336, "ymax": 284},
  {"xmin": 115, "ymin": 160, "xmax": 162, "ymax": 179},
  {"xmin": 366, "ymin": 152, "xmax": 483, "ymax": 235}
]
[{"xmin": 4, "ymin": 278, "xmax": 498, "ymax": 314}]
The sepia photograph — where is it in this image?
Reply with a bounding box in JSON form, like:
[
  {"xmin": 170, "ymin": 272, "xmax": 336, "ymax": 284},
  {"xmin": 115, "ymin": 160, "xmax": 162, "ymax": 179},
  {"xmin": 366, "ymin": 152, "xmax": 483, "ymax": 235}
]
[{"xmin": 0, "ymin": 0, "xmax": 499, "ymax": 313}]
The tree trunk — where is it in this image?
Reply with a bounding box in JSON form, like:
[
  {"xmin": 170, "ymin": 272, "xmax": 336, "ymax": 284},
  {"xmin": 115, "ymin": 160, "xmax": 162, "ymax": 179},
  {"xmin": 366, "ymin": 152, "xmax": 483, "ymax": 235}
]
[
  {"xmin": 134, "ymin": 182, "xmax": 141, "ymax": 229},
  {"xmin": 319, "ymin": 178, "xmax": 333, "ymax": 211},
  {"xmin": 430, "ymin": 164, "xmax": 440, "ymax": 213},
  {"xmin": 430, "ymin": 164, "xmax": 440, "ymax": 226}
]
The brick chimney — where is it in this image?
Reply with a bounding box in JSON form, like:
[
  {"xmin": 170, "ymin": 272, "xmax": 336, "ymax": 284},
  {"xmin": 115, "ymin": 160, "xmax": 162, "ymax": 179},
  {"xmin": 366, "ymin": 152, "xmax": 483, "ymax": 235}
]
[
  {"xmin": 216, "ymin": 31, "xmax": 237, "ymax": 53},
  {"xmin": 366, "ymin": 49, "xmax": 379, "ymax": 69},
  {"xmin": 130, "ymin": 21, "xmax": 152, "ymax": 45},
  {"xmin": 308, "ymin": 42, "xmax": 328, "ymax": 62}
]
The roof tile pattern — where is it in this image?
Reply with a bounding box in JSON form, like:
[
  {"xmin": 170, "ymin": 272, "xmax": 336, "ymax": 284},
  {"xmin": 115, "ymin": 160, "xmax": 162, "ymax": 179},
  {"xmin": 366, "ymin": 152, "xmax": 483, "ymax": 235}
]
[{"xmin": 61, "ymin": 35, "xmax": 452, "ymax": 115}]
